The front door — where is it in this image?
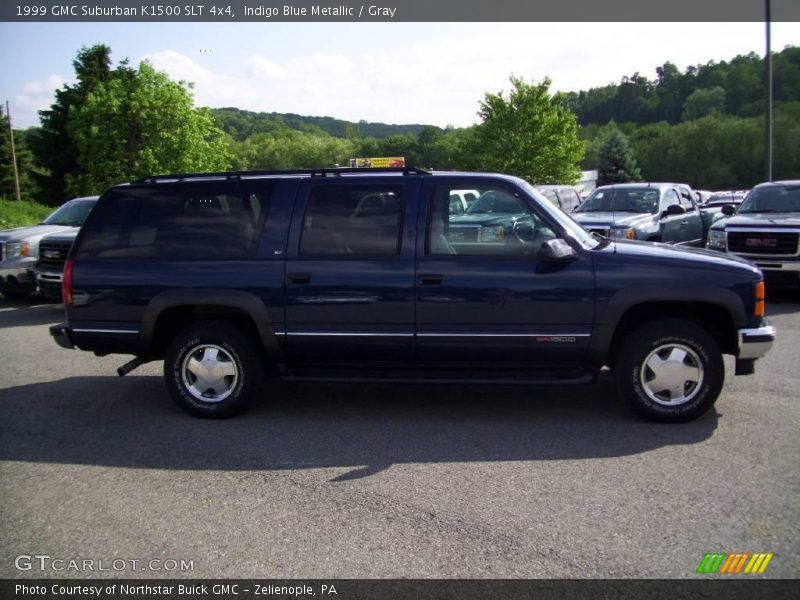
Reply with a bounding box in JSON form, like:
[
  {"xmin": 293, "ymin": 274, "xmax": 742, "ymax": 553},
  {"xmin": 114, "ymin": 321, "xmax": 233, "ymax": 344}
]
[{"xmin": 415, "ymin": 178, "xmax": 595, "ymax": 368}]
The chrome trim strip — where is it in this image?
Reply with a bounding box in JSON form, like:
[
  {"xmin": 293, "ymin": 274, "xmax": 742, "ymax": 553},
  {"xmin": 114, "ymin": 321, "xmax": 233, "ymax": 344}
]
[
  {"xmin": 287, "ymin": 332, "xmax": 414, "ymax": 337},
  {"xmin": 417, "ymin": 333, "xmax": 591, "ymax": 338},
  {"xmin": 283, "ymin": 332, "xmax": 591, "ymax": 338},
  {"xmin": 72, "ymin": 328, "xmax": 139, "ymax": 335}
]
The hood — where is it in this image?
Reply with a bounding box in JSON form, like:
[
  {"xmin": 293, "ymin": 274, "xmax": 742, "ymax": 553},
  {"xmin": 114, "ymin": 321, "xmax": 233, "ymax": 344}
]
[
  {"xmin": 572, "ymin": 212, "xmax": 655, "ymax": 227},
  {"xmin": 39, "ymin": 230, "xmax": 79, "ymax": 244},
  {"xmin": 606, "ymin": 239, "xmax": 759, "ymax": 274},
  {"xmin": 0, "ymin": 224, "xmax": 77, "ymax": 243},
  {"xmin": 719, "ymin": 213, "xmax": 800, "ymax": 228},
  {"xmin": 450, "ymin": 213, "xmax": 523, "ymax": 227}
]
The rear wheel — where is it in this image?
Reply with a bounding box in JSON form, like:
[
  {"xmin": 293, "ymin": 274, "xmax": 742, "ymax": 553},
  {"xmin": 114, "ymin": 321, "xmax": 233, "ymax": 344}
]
[
  {"xmin": 615, "ymin": 319, "xmax": 724, "ymax": 422},
  {"xmin": 164, "ymin": 321, "xmax": 263, "ymax": 418}
]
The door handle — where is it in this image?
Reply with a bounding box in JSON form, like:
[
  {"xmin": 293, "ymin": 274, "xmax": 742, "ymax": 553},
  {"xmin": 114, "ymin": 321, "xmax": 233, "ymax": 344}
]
[
  {"xmin": 419, "ymin": 274, "xmax": 443, "ymax": 286},
  {"xmin": 287, "ymin": 273, "xmax": 311, "ymax": 285},
  {"xmin": 680, "ymin": 220, "xmax": 689, "ymax": 226}
]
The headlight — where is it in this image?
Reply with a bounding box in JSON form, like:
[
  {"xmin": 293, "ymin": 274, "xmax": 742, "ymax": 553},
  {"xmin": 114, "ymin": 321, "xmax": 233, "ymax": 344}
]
[
  {"xmin": 479, "ymin": 226, "xmax": 505, "ymax": 242},
  {"xmin": 707, "ymin": 230, "xmax": 726, "ymax": 249},
  {"xmin": 612, "ymin": 228, "xmax": 635, "ymax": 240},
  {"xmin": 4, "ymin": 242, "xmax": 30, "ymax": 258}
]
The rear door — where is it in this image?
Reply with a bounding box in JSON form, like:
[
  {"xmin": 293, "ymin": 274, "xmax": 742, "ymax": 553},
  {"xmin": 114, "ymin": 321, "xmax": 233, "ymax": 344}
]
[
  {"xmin": 283, "ymin": 177, "xmax": 420, "ymax": 365},
  {"xmin": 415, "ymin": 177, "xmax": 595, "ymax": 368}
]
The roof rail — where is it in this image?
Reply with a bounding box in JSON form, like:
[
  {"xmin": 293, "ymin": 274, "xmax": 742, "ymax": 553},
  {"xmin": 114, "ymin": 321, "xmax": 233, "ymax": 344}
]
[{"xmin": 133, "ymin": 166, "xmax": 429, "ymax": 184}]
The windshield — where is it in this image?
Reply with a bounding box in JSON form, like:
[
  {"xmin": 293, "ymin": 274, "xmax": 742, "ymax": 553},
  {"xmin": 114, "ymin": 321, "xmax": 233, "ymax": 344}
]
[
  {"xmin": 43, "ymin": 199, "xmax": 96, "ymax": 226},
  {"xmin": 466, "ymin": 190, "xmax": 524, "ymax": 214},
  {"xmin": 737, "ymin": 186, "xmax": 800, "ymax": 214},
  {"xmin": 576, "ymin": 188, "xmax": 660, "ymax": 214},
  {"xmin": 517, "ymin": 180, "xmax": 598, "ymax": 248}
]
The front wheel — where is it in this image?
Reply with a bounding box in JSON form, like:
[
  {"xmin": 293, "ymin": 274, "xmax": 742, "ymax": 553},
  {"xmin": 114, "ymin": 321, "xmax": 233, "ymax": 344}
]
[
  {"xmin": 164, "ymin": 321, "xmax": 264, "ymax": 418},
  {"xmin": 615, "ymin": 319, "xmax": 724, "ymax": 422}
]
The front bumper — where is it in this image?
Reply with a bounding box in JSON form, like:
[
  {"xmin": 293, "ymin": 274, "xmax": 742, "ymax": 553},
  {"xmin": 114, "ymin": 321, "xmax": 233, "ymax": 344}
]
[
  {"xmin": 0, "ymin": 266, "xmax": 36, "ymax": 292},
  {"xmin": 738, "ymin": 321, "xmax": 776, "ymax": 360}
]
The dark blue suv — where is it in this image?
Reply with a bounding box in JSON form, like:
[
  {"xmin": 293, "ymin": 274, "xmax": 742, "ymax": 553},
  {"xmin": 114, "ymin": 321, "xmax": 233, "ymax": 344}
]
[{"xmin": 50, "ymin": 168, "xmax": 775, "ymax": 422}]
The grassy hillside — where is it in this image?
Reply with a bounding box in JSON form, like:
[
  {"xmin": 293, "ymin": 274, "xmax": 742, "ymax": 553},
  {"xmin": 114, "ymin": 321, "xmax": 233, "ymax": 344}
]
[
  {"xmin": 0, "ymin": 197, "xmax": 52, "ymax": 229},
  {"xmin": 211, "ymin": 107, "xmax": 437, "ymax": 141}
]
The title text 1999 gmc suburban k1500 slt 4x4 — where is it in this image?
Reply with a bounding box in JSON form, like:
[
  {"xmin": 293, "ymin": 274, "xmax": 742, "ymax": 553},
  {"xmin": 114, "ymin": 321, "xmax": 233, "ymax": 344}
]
[{"xmin": 50, "ymin": 168, "xmax": 775, "ymax": 422}]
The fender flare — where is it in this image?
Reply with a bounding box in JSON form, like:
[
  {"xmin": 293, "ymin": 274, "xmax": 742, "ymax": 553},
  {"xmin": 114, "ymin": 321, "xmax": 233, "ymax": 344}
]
[
  {"xmin": 591, "ymin": 285, "xmax": 747, "ymax": 358},
  {"xmin": 139, "ymin": 289, "xmax": 280, "ymax": 361}
]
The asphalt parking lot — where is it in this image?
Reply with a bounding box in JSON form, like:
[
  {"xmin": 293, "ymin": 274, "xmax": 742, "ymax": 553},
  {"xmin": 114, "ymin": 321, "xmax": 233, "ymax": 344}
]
[{"xmin": 0, "ymin": 291, "xmax": 798, "ymax": 579}]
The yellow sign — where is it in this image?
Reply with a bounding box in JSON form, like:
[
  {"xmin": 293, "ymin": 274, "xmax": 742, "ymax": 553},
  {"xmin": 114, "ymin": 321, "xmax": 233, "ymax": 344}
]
[{"xmin": 351, "ymin": 157, "xmax": 405, "ymax": 168}]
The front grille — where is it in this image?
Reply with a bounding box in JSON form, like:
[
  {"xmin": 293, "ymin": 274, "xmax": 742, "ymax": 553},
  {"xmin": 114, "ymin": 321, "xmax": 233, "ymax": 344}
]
[
  {"xmin": 727, "ymin": 231, "xmax": 799, "ymax": 256},
  {"xmin": 38, "ymin": 241, "xmax": 73, "ymax": 271}
]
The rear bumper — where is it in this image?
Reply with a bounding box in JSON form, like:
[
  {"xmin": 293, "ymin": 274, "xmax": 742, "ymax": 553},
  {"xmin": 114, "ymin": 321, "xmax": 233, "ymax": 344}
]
[
  {"xmin": 50, "ymin": 323, "xmax": 75, "ymax": 349},
  {"xmin": 737, "ymin": 321, "xmax": 776, "ymax": 360}
]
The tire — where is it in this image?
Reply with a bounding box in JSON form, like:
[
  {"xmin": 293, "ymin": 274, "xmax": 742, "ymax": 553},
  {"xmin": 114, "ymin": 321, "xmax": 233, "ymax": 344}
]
[
  {"xmin": 164, "ymin": 320, "xmax": 264, "ymax": 418},
  {"xmin": 614, "ymin": 319, "xmax": 724, "ymax": 423}
]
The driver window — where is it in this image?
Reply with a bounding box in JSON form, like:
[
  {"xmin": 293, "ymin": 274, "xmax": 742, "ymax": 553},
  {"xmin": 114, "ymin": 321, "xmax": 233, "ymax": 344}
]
[
  {"xmin": 427, "ymin": 184, "xmax": 555, "ymax": 257},
  {"xmin": 662, "ymin": 190, "xmax": 680, "ymax": 210}
]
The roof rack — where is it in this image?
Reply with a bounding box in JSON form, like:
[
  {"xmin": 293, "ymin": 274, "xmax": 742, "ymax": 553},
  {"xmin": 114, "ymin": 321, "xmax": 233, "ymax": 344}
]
[{"xmin": 133, "ymin": 166, "xmax": 429, "ymax": 184}]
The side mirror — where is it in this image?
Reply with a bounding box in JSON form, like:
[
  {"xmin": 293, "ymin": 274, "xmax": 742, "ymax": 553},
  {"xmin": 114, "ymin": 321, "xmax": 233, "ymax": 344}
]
[
  {"xmin": 537, "ymin": 238, "xmax": 577, "ymax": 261},
  {"xmin": 662, "ymin": 204, "xmax": 685, "ymax": 217},
  {"xmin": 721, "ymin": 204, "xmax": 736, "ymax": 216}
]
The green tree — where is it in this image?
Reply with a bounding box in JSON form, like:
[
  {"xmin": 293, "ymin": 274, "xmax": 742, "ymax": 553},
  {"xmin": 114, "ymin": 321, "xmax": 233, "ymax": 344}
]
[
  {"xmin": 65, "ymin": 61, "xmax": 230, "ymax": 195},
  {"xmin": 468, "ymin": 76, "xmax": 584, "ymax": 184},
  {"xmin": 597, "ymin": 130, "xmax": 641, "ymax": 185},
  {"xmin": 30, "ymin": 44, "xmax": 112, "ymax": 204},
  {"xmin": 682, "ymin": 86, "xmax": 726, "ymax": 121}
]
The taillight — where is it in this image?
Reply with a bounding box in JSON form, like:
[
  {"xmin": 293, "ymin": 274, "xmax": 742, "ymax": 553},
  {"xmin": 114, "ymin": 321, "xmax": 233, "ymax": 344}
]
[
  {"xmin": 754, "ymin": 280, "xmax": 765, "ymax": 318},
  {"xmin": 63, "ymin": 259, "xmax": 73, "ymax": 306}
]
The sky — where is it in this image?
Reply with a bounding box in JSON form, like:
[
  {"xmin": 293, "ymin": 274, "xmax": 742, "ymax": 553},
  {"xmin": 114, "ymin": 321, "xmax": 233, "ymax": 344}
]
[{"xmin": 1, "ymin": 21, "xmax": 798, "ymax": 129}]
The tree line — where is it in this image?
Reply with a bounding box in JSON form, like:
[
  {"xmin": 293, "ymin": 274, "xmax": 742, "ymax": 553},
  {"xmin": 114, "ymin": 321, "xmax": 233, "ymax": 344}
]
[{"xmin": 1, "ymin": 44, "xmax": 798, "ymax": 206}]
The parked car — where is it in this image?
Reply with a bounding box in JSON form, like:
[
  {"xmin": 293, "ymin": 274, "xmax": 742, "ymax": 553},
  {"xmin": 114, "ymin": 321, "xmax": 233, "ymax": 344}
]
[
  {"xmin": 50, "ymin": 168, "xmax": 773, "ymax": 422},
  {"xmin": 572, "ymin": 183, "xmax": 704, "ymax": 245},
  {"xmin": 707, "ymin": 180, "xmax": 800, "ymax": 287},
  {"xmin": 534, "ymin": 185, "xmax": 583, "ymax": 213},
  {"xmin": 0, "ymin": 196, "xmax": 98, "ymax": 299},
  {"xmin": 36, "ymin": 230, "xmax": 80, "ymax": 300}
]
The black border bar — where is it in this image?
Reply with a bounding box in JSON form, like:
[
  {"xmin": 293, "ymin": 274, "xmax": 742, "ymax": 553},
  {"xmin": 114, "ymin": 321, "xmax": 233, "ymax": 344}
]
[
  {"xmin": 3, "ymin": 0, "xmax": 800, "ymax": 22},
  {"xmin": 2, "ymin": 579, "xmax": 799, "ymax": 600}
]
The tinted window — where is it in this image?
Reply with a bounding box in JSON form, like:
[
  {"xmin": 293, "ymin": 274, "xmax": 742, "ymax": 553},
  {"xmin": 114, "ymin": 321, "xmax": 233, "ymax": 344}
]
[
  {"xmin": 428, "ymin": 184, "xmax": 555, "ymax": 257},
  {"xmin": 577, "ymin": 188, "xmax": 660, "ymax": 214},
  {"xmin": 300, "ymin": 184, "xmax": 404, "ymax": 256},
  {"xmin": 76, "ymin": 183, "xmax": 270, "ymax": 259},
  {"xmin": 43, "ymin": 199, "xmax": 96, "ymax": 227},
  {"xmin": 739, "ymin": 185, "xmax": 800, "ymax": 213}
]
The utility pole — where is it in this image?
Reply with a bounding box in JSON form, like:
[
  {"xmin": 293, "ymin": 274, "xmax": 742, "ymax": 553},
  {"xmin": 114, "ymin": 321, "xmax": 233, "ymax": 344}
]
[
  {"xmin": 5, "ymin": 101, "xmax": 22, "ymax": 201},
  {"xmin": 765, "ymin": 0, "xmax": 773, "ymax": 182}
]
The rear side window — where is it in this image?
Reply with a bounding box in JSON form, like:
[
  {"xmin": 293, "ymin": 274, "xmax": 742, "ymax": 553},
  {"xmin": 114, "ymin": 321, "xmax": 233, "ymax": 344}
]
[
  {"xmin": 300, "ymin": 184, "xmax": 404, "ymax": 256},
  {"xmin": 76, "ymin": 182, "xmax": 271, "ymax": 259}
]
